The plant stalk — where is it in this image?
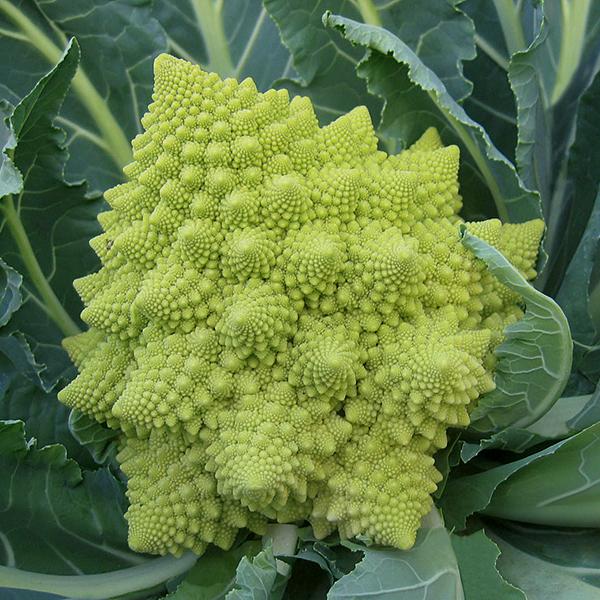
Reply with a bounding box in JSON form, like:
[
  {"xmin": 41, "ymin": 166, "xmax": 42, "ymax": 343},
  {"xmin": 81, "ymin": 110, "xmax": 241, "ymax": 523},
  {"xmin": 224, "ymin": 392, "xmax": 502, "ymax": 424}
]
[
  {"xmin": 492, "ymin": 0, "xmax": 526, "ymax": 56},
  {"xmin": 0, "ymin": 552, "xmax": 197, "ymax": 599},
  {"xmin": 191, "ymin": 0, "xmax": 235, "ymax": 77},
  {"xmin": 356, "ymin": 0, "xmax": 382, "ymax": 27},
  {"xmin": 1, "ymin": 195, "xmax": 80, "ymax": 337},
  {"xmin": 551, "ymin": 0, "xmax": 592, "ymax": 105}
]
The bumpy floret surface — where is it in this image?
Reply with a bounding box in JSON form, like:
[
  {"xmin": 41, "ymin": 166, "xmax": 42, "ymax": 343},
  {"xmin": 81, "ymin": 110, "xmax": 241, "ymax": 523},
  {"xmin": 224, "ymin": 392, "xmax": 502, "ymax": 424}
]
[{"xmin": 59, "ymin": 55, "xmax": 544, "ymax": 556}]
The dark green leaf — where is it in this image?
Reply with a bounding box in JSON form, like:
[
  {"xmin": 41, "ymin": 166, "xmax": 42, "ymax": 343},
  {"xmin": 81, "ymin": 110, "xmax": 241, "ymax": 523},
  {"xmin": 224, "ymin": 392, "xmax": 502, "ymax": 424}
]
[
  {"xmin": 0, "ymin": 38, "xmax": 103, "ymax": 388},
  {"xmin": 508, "ymin": 2, "xmax": 600, "ymax": 290},
  {"xmin": 461, "ymin": 229, "xmax": 572, "ymax": 433},
  {"xmin": 0, "ymin": 260, "xmax": 22, "ymax": 327},
  {"xmin": 281, "ymin": 557, "xmax": 330, "ymax": 600},
  {"xmin": 328, "ymin": 510, "xmax": 464, "ymax": 600},
  {"xmin": 264, "ymin": 0, "xmax": 380, "ymax": 124},
  {"xmin": 451, "ymin": 530, "xmax": 525, "ymax": 600},
  {"xmin": 556, "ymin": 189, "xmax": 600, "ymax": 351},
  {"xmin": 372, "ymin": 0, "xmax": 476, "ymax": 102},
  {"xmin": 508, "ymin": 15, "xmax": 552, "ymax": 204},
  {"xmin": 0, "ymin": 366, "xmax": 95, "ymax": 468},
  {"xmin": 67, "ymin": 409, "xmax": 120, "ymax": 467},
  {"xmin": 0, "ymin": 0, "xmax": 167, "ymax": 191},
  {"xmin": 324, "ymin": 13, "xmax": 541, "ymax": 223},
  {"xmin": 461, "ymin": 0, "xmax": 517, "ymax": 161},
  {"xmin": 266, "ymin": 0, "xmax": 476, "ymax": 129},
  {"xmin": 433, "ymin": 430, "xmax": 462, "ymax": 498},
  {"xmin": 490, "ymin": 520, "xmax": 600, "ymax": 599},
  {"xmin": 0, "ymin": 420, "xmax": 140, "ymax": 573}
]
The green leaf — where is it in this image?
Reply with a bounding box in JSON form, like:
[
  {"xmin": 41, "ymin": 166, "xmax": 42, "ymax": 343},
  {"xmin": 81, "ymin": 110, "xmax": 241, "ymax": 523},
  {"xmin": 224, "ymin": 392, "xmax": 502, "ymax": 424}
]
[
  {"xmin": 0, "ymin": 420, "xmax": 139, "ymax": 573},
  {"xmin": 451, "ymin": 530, "xmax": 525, "ymax": 600},
  {"xmin": 440, "ymin": 424, "xmax": 598, "ymax": 532},
  {"xmin": 225, "ymin": 543, "xmax": 282, "ymax": 600},
  {"xmin": 153, "ymin": 0, "xmax": 291, "ymax": 92},
  {"xmin": 461, "ymin": 228, "xmax": 572, "ymax": 433},
  {"xmin": 482, "ymin": 422, "xmax": 600, "ymax": 527},
  {"xmin": 0, "ymin": 0, "xmax": 167, "ymax": 191},
  {"xmin": 0, "ymin": 38, "xmax": 103, "ymax": 387},
  {"xmin": 165, "ymin": 542, "xmax": 261, "ymax": 600},
  {"xmin": 0, "ymin": 260, "xmax": 22, "ymax": 327},
  {"xmin": 324, "ymin": 12, "xmax": 541, "ymax": 223},
  {"xmin": 490, "ymin": 520, "xmax": 600, "ymax": 600},
  {"xmin": 328, "ymin": 510, "xmax": 464, "ymax": 600}
]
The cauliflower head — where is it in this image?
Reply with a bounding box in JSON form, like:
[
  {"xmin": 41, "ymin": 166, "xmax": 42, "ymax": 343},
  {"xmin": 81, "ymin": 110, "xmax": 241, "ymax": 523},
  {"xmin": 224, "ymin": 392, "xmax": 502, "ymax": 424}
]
[{"xmin": 58, "ymin": 54, "xmax": 544, "ymax": 556}]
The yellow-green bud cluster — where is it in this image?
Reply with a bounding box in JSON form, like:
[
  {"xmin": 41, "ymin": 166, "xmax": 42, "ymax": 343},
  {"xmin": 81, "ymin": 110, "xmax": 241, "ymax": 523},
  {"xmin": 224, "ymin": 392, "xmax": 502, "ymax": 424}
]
[{"xmin": 58, "ymin": 54, "xmax": 544, "ymax": 556}]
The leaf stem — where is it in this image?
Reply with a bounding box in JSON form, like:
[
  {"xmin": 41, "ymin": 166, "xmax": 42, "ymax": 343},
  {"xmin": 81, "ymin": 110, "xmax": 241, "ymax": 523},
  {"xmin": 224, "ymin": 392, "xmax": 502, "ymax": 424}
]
[
  {"xmin": 551, "ymin": 0, "xmax": 592, "ymax": 105},
  {"xmin": 264, "ymin": 524, "xmax": 298, "ymax": 576},
  {"xmin": 0, "ymin": 552, "xmax": 198, "ymax": 599},
  {"xmin": 191, "ymin": 0, "xmax": 235, "ymax": 77},
  {"xmin": 492, "ymin": 0, "xmax": 526, "ymax": 56},
  {"xmin": 0, "ymin": 0, "xmax": 132, "ymax": 169},
  {"xmin": 356, "ymin": 0, "xmax": 382, "ymax": 27},
  {"xmin": 474, "ymin": 33, "xmax": 509, "ymax": 71},
  {"xmin": 0, "ymin": 195, "xmax": 80, "ymax": 337}
]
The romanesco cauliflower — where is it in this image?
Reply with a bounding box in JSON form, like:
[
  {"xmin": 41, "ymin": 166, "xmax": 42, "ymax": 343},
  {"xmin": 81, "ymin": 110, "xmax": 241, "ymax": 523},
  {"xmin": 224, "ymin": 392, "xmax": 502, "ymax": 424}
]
[{"xmin": 58, "ymin": 54, "xmax": 544, "ymax": 556}]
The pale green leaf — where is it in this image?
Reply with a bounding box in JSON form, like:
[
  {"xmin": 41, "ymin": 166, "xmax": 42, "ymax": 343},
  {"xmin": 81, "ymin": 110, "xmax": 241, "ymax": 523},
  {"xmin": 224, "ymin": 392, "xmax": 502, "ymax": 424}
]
[
  {"xmin": 440, "ymin": 426, "xmax": 596, "ymax": 531},
  {"xmin": 460, "ymin": 384, "xmax": 600, "ymax": 459},
  {"xmin": 225, "ymin": 544, "xmax": 282, "ymax": 600},
  {"xmin": 483, "ymin": 422, "xmax": 600, "ymax": 527},
  {"xmin": 165, "ymin": 542, "xmax": 261, "ymax": 600},
  {"xmin": 490, "ymin": 520, "xmax": 600, "ymax": 600},
  {"xmin": 461, "ymin": 228, "xmax": 572, "ymax": 433},
  {"xmin": 328, "ymin": 510, "xmax": 464, "ymax": 600}
]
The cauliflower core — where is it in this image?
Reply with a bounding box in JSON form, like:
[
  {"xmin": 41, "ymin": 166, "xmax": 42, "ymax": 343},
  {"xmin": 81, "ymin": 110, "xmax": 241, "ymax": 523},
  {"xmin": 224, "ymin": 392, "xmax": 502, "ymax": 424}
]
[{"xmin": 59, "ymin": 54, "xmax": 544, "ymax": 556}]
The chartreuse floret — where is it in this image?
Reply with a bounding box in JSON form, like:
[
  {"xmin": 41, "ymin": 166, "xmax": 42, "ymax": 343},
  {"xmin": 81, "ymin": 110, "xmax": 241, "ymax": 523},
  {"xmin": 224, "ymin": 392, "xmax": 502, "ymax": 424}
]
[{"xmin": 58, "ymin": 54, "xmax": 544, "ymax": 556}]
